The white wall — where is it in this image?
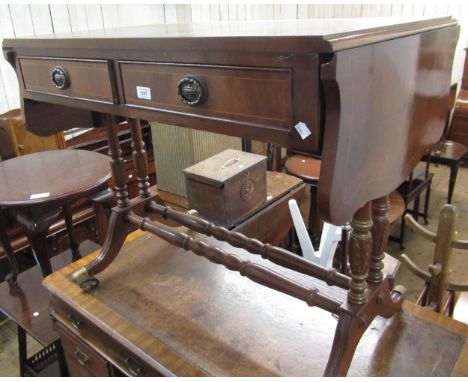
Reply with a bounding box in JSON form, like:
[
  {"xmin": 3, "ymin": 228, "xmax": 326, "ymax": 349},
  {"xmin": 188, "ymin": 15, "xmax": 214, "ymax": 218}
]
[{"xmin": 1, "ymin": 4, "xmax": 467, "ymax": 114}]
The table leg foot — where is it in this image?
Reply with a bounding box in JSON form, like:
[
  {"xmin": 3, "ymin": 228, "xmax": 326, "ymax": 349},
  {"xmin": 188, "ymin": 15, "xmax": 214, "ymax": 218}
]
[{"xmin": 324, "ymin": 278, "xmax": 405, "ymax": 376}]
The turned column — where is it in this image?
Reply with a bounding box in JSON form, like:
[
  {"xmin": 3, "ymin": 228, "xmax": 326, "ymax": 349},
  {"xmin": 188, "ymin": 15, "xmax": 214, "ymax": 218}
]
[
  {"xmin": 348, "ymin": 202, "xmax": 373, "ymax": 304},
  {"xmin": 368, "ymin": 195, "xmax": 389, "ymax": 284},
  {"xmin": 128, "ymin": 119, "xmax": 151, "ymax": 198},
  {"xmin": 105, "ymin": 115, "xmax": 130, "ymax": 208}
]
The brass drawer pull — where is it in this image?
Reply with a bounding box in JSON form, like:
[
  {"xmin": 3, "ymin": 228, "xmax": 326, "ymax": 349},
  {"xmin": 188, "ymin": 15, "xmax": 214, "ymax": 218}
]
[
  {"xmin": 124, "ymin": 357, "xmax": 144, "ymax": 377},
  {"xmin": 74, "ymin": 347, "xmax": 89, "ymax": 367},
  {"xmin": 68, "ymin": 314, "xmax": 82, "ymax": 330}
]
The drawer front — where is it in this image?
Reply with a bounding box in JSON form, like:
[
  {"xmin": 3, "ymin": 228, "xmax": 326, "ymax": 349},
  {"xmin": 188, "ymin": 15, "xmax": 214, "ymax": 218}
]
[
  {"xmin": 59, "ymin": 328, "xmax": 110, "ymax": 376},
  {"xmin": 120, "ymin": 62, "xmax": 291, "ymax": 130},
  {"xmin": 53, "ymin": 301, "xmax": 165, "ymax": 377},
  {"xmin": 19, "ymin": 57, "xmax": 115, "ymax": 103}
]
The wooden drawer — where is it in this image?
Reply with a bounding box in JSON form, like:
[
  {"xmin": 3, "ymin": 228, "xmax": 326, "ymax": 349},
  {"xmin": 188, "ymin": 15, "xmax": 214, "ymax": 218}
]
[
  {"xmin": 119, "ymin": 61, "xmax": 291, "ymax": 130},
  {"xmin": 59, "ymin": 328, "xmax": 110, "ymax": 377},
  {"xmin": 53, "ymin": 300, "xmax": 165, "ymax": 376},
  {"xmin": 18, "ymin": 57, "xmax": 115, "ymax": 104}
]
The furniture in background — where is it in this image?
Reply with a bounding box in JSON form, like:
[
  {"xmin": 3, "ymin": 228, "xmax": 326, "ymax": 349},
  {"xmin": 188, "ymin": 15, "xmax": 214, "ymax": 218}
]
[
  {"xmin": 0, "ymin": 253, "xmax": 72, "ymax": 376},
  {"xmin": 3, "ymin": 17, "xmax": 459, "ymax": 376},
  {"xmin": 401, "ymin": 204, "xmax": 468, "ymax": 317},
  {"xmin": 284, "ymin": 154, "xmax": 321, "ymax": 243},
  {"xmin": 151, "ymin": 122, "xmax": 242, "ymax": 199},
  {"xmin": 0, "ymin": 150, "xmax": 111, "ymax": 284},
  {"xmin": 422, "ymin": 82, "xmax": 467, "ymax": 204},
  {"xmin": 390, "ymin": 161, "xmax": 433, "ymax": 250},
  {"xmin": 156, "ymin": 171, "xmax": 304, "ymax": 247},
  {"xmin": 450, "ymin": 48, "xmax": 468, "ymax": 149},
  {"xmin": 65, "ymin": 119, "xmax": 156, "ymax": 199},
  {"xmin": 43, "ymin": 231, "xmax": 468, "ymax": 377},
  {"xmin": 423, "ymin": 141, "xmax": 467, "ymax": 204},
  {"xmin": 0, "ymin": 109, "xmax": 65, "ymax": 160}
]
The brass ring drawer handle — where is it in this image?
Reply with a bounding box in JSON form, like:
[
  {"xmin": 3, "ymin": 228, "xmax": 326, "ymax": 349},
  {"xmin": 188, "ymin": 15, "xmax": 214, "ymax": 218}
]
[
  {"xmin": 124, "ymin": 357, "xmax": 144, "ymax": 377},
  {"xmin": 68, "ymin": 314, "xmax": 82, "ymax": 330},
  {"xmin": 74, "ymin": 348, "xmax": 89, "ymax": 367}
]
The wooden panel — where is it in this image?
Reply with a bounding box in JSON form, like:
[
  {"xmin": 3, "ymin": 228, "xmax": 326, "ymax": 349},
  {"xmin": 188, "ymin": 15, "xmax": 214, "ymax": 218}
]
[
  {"xmin": 119, "ymin": 61, "xmax": 292, "ymax": 130},
  {"xmin": 18, "ymin": 57, "xmax": 115, "ymax": 104},
  {"xmin": 60, "ymin": 328, "xmax": 110, "ymax": 377},
  {"xmin": 318, "ymin": 25, "xmax": 459, "ymax": 224},
  {"xmin": 54, "ymin": 299, "xmax": 166, "ymax": 377}
]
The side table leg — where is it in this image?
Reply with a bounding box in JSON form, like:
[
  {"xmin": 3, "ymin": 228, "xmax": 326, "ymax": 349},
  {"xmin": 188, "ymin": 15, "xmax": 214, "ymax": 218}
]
[
  {"xmin": 448, "ymin": 163, "xmax": 458, "ymax": 204},
  {"xmin": 62, "ymin": 204, "xmax": 81, "ymax": 261},
  {"xmin": 16, "ymin": 209, "xmax": 60, "ymax": 278},
  {"xmin": 0, "ymin": 209, "xmax": 19, "ymax": 286},
  {"xmin": 18, "ymin": 325, "xmax": 27, "ymax": 377},
  {"xmin": 348, "ymin": 201, "xmax": 372, "ymax": 304}
]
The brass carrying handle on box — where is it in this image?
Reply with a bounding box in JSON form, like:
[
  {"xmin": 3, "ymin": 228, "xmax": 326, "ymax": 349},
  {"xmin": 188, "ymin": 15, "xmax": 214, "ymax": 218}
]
[{"xmin": 220, "ymin": 157, "xmax": 240, "ymax": 169}]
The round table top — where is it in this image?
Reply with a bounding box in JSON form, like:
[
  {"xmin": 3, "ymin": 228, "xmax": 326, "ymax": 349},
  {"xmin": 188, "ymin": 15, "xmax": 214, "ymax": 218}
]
[
  {"xmin": 284, "ymin": 155, "xmax": 321, "ymax": 183},
  {"xmin": 0, "ymin": 150, "xmax": 112, "ymax": 207}
]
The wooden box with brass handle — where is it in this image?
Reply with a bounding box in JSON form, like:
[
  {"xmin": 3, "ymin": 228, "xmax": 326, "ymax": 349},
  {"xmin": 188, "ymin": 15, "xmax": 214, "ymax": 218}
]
[{"xmin": 183, "ymin": 149, "xmax": 267, "ymax": 228}]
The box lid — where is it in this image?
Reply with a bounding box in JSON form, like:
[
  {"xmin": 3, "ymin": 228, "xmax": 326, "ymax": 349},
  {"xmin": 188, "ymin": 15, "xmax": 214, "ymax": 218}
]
[{"xmin": 183, "ymin": 149, "xmax": 266, "ymax": 187}]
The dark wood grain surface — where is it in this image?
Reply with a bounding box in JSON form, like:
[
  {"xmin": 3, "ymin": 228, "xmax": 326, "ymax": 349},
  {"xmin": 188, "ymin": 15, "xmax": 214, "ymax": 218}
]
[
  {"xmin": 319, "ymin": 25, "xmax": 459, "ymax": 224},
  {"xmin": 44, "ymin": 231, "xmax": 468, "ymax": 376},
  {"xmin": 0, "ymin": 150, "xmax": 111, "ymax": 207},
  {"xmin": 3, "ymin": 17, "xmax": 455, "ymax": 52}
]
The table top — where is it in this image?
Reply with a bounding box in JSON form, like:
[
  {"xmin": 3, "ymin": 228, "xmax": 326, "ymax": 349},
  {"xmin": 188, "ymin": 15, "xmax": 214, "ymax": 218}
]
[
  {"xmin": 44, "ymin": 231, "xmax": 468, "ymax": 376},
  {"xmin": 3, "ymin": 17, "xmax": 455, "ymax": 53},
  {"xmin": 0, "ymin": 150, "xmax": 111, "ymax": 207},
  {"xmin": 431, "ymin": 140, "xmax": 468, "ymax": 161}
]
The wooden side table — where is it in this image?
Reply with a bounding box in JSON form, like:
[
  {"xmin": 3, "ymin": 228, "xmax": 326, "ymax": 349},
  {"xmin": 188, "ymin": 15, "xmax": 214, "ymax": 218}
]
[
  {"xmin": 0, "ymin": 150, "xmax": 111, "ymax": 284},
  {"xmin": 423, "ymin": 141, "xmax": 467, "ymax": 204}
]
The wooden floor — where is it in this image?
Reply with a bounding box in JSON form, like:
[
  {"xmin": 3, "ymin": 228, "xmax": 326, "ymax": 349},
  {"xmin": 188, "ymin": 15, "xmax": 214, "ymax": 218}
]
[{"xmin": 0, "ymin": 161, "xmax": 467, "ymax": 376}]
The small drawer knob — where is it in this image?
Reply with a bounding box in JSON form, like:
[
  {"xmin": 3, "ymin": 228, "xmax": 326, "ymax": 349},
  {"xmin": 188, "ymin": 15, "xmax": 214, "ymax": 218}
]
[
  {"xmin": 177, "ymin": 75, "xmax": 207, "ymax": 106},
  {"xmin": 51, "ymin": 66, "xmax": 70, "ymax": 89},
  {"xmin": 68, "ymin": 313, "xmax": 82, "ymax": 330}
]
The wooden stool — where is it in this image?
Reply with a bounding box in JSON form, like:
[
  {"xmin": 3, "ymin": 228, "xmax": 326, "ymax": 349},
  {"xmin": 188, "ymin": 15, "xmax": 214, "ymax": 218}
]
[
  {"xmin": 423, "ymin": 141, "xmax": 467, "ymax": 204},
  {"xmin": 390, "ymin": 163, "xmax": 433, "ymax": 250},
  {"xmin": 284, "ymin": 155, "xmax": 321, "ymax": 242}
]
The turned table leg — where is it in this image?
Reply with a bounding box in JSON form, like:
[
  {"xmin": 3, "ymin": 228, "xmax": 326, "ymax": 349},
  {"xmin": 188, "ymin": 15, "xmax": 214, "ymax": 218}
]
[
  {"xmin": 16, "ymin": 207, "xmax": 61, "ymax": 277},
  {"xmin": 0, "ymin": 209, "xmax": 19, "ymax": 286},
  {"xmin": 106, "ymin": 115, "xmax": 130, "ymax": 208},
  {"xmin": 348, "ymin": 201, "xmax": 372, "ymax": 304},
  {"xmin": 368, "ymin": 195, "xmax": 389, "ymax": 284},
  {"xmin": 128, "ymin": 119, "xmax": 151, "ymax": 198}
]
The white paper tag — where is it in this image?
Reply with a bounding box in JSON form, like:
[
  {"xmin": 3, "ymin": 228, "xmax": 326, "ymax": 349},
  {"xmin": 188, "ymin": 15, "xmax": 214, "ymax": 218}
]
[
  {"xmin": 294, "ymin": 122, "xmax": 312, "ymax": 140},
  {"xmin": 136, "ymin": 86, "xmax": 151, "ymax": 100},
  {"xmin": 30, "ymin": 192, "xmax": 50, "ymax": 199}
]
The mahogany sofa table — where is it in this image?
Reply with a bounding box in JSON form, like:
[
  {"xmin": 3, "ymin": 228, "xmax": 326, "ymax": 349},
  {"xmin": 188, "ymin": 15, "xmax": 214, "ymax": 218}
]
[
  {"xmin": 0, "ymin": 149, "xmax": 111, "ymax": 284},
  {"xmin": 3, "ymin": 17, "xmax": 460, "ymax": 376}
]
